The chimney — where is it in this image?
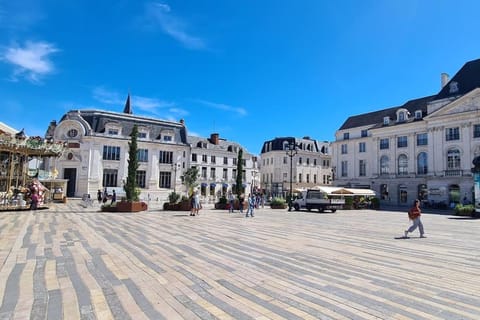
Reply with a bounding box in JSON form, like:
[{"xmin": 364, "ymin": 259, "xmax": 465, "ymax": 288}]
[
  {"xmin": 441, "ymin": 73, "xmax": 450, "ymax": 88},
  {"xmin": 179, "ymin": 119, "xmax": 185, "ymax": 126},
  {"xmin": 210, "ymin": 133, "xmax": 219, "ymax": 145}
]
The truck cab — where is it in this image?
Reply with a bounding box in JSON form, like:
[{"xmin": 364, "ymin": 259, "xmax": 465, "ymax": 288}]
[{"xmin": 293, "ymin": 189, "xmax": 345, "ymax": 213}]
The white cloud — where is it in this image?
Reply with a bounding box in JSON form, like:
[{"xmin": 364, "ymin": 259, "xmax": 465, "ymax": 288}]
[
  {"xmin": 92, "ymin": 87, "xmax": 125, "ymax": 105},
  {"xmin": 195, "ymin": 99, "xmax": 247, "ymax": 117},
  {"xmin": 1, "ymin": 41, "xmax": 58, "ymax": 83},
  {"xmin": 145, "ymin": 2, "xmax": 206, "ymax": 50}
]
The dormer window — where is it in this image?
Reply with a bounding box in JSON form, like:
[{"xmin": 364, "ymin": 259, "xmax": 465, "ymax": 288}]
[
  {"xmin": 383, "ymin": 117, "xmax": 390, "ymax": 125},
  {"xmin": 398, "ymin": 111, "xmax": 405, "ymax": 122},
  {"xmin": 415, "ymin": 110, "xmax": 422, "ymax": 120},
  {"xmin": 108, "ymin": 128, "xmax": 119, "ymax": 135},
  {"xmin": 138, "ymin": 132, "xmax": 147, "ymax": 139},
  {"xmin": 343, "ymin": 132, "xmax": 350, "ymax": 140}
]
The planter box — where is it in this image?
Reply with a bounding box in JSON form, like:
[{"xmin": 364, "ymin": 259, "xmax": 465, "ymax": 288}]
[
  {"xmin": 164, "ymin": 200, "xmax": 191, "ymax": 211},
  {"xmin": 270, "ymin": 204, "xmax": 287, "ymax": 209},
  {"xmin": 115, "ymin": 201, "xmax": 148, "ymax": 212}
]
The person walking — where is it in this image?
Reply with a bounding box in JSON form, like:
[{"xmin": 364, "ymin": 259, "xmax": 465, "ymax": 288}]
[
  {"xmin": 194, "ymin": 191, "xmax": 201, "ymax": 216},
  {"xmin": 238, "ymin": 194, "xmax": 244, "ymax": 214},
  {"xmin": 97, "ymin": 189, "xmax": 102, "ymax": 204},
  {"xmin": 228, "ymin": 192, "xmax": 235, "ymax": 213},
  {"xmin": 404, "ymin": 199, "xmax": 426, "ymax": 238},
  {"xmin": 246, "ymin": 194, "xmax": 255, "ymax": 217},
  {"xmin": 190, "ymin": 194, "xmax": 196, "ymax": 216},
  {"xmin": 111, "ymin": 189, "xmax": 116, "ymax": 205}
]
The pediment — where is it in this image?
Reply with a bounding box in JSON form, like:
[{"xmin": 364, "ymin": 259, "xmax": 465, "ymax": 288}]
[{"xmin": 426, "ymin": 88, "xmax": 480, "ymax": 118}]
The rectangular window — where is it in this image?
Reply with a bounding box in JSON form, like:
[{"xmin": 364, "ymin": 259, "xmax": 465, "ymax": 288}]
[
  {"xmin": 202, "ymin": 167, "xmax": 207, "ymax": 178},
  {"xmin": 359, "ymin": 142, "xmax": 366, "ymax": 153},
  {"xmin": 202, "ymin": 154, "xmax": 208, "ymax": 163},
  {"xmin": 313, "ymin": 159, "xmax": 317, "ymax": 166},
  {"xmin": 192, "ymin": 153, "xmax": 197, "ymax": 162},
  {"xmin": 103, "ymin": 146, "xmax": 121, "ymax": 161},
  {"xmin": 232, "ymin": 169, "xmax": 237, "ymax": 180},
  {"xmin": 138, "ymin": 132, "xmax": 147, "ymax": 139},
  {"xmin": 283, "ymin": 157, "xmax": 287, "ymax": 164},
  {"xmin": 163, "ymin": 135, "xmax": 172, "ymax": 142},
  {"xmin": 223, "ymin": 157, "xmax": 228, "ymax": 165},
  {"xmin": 137, "ymin": 149, "xmax": 149, "ymax": 162},
  {"xmin": 341, "ymin": 144, "xmax": 348, "ymax": 154},
  {"xmin": 159, "ymin": 151, "xmax": 173, "ymax": 164},
  {"xmin": 211, "ymin": 156, "xmax": 216, "ymax": 164},
  {"xmin": 359, "ymin": 160, "xmax": 366, "ymax": 176},
  {"xmin": 343, "ymin": 132, "xmax": 350, "ymax": 140},
  {"xmin": 210, "ymin": 168, "xmax": 216, "ymax": 179},
  {"xmin": 416, "ymin": 133, "xmax": 428, "ymax": 146},
  {"xmin": 223, "ymin": 168, "xmax": 228, "ymax": 179},
  {"xmin": 379, "ymin": 138, "xmax": 389, "ymax": 150},
  {"xmin": 397, "ymin": 136, "xmax": 408, "ymax": 148},
  {"xmin": 341, "ymin": 161, "xmax": 348, "ymax": 177},
  {"xmin": 306, "ymin": 158, "xmax": 310, "ymax": 165},
  {"xmin": 361, "ymin": 130, "xmax": 368, "ymax": 137},
  {"xmin": 233, "ymin": 158, "xmax": 237, "ymax": 165},
  {"xmin": 136, "ymin": 170, "xmax": 146, "ymax": 188},
  {"xmin": 102, "ymin": 169, "xmax": 118, "ymax": 187},
  {"xmin": 313, "ymin": 174, "xmax": 317, "ymax": 184},
  {"xmin": 298, "ymin": 173, "xmax": 302, "ymax": 183},
  {"xmin": 283, "ymin": 172, "xmax": 287, "ymax": 181},
  {"xmin": 445, "ymin": 127, "xmax": 460, "ymax": 141},
  {"xmin": 306, "ymin": 174, "xmax": 310, "ymax": 183},
  {"xmin": 107, "ymin": 129, "xmax": 118, "ymax": 135},
  {"xmin": 474, "ymin": 124, "xmax": 480, "ymax": 138},
  {"xmin": 159, "ymin": 171, "xmax": 171, "ymax": 188},
  {"xmin": 299, "ymin": 157, "xmax": 302, "ymax": 164}
]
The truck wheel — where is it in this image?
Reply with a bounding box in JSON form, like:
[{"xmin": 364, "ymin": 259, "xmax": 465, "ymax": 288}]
[
  {"xmin": 318, "ymin": 208, "xmax": 325, "ymax": 213},
  {"xmin": 331, "ymin": 209, "xmax": 337, "ymax": 213},
  {"xmin": 294, "ymin": 203, "xmax": 300, "ymax": 211}
]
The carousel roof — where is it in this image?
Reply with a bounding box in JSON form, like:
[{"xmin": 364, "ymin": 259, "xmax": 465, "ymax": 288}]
[{"xmin": 0, "ymin": 133, "xmax": 65, "ymax": 157}]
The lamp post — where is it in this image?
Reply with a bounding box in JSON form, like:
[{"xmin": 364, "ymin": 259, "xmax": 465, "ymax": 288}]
[
  {"xmin": 171, "ymin": 163, "xmax": 180, "ymax": 193},
  {"xmin": 251, "ymin": 169, "xmax": 258, "ymax": 194},
  {"xmin": 285, "ymin": 141, "xmax": 298, "ymax": 211}
]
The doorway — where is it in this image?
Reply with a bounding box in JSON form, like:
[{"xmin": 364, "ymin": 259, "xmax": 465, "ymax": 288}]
[{"xmin": 64, "ymin": 168, "xmax": 77, "ymax": 197}]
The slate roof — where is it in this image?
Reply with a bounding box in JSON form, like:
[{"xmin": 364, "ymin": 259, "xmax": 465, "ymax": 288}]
[
  {"xmin": 60, "ymin": 110, "xmax": 188, "ymax": 145},
  {"xmin": 187, "ymin": 135, "xmax": 252, "ymax": 156},
  {"xmin": 436, "ymin": 58, "xmax": 480, "ymax": 100},
  {"xmin": 260, "ymin": 136, "xmax": 324, "ymax": 154},
  {"xmin": 338, "ymin": 58, "xmax": 480, "ymax": 131}
]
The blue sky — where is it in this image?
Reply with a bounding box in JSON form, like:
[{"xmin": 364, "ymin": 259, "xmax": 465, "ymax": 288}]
[{"xmin": 1, "ymin": 0, "xmax": 480, "ymax": 155}]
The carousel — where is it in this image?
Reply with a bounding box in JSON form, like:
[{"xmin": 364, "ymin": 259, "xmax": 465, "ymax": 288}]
[{"xmin": 0, "ymin": 129, "xmax": 65, "ymax": 211}]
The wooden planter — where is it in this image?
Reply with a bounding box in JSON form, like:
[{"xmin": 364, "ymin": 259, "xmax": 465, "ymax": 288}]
[
  {"xmin": 164, "ymin": 200, "xmax": 191, "ymax": 211},
  {"xmin": 115, "ymin": 201, "xmax": 148, "ymax": 212},
  {"xmin": 270, "ymin": 204, "xmax": 287, "ymax": 209}
]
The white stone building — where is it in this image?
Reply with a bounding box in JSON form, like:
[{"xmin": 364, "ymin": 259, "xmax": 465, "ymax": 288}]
[
  {"xmin": 45, "ymin": 98, "xmax": 257, "ymax": 203},
  {"xmin": 332, "ymin": 58, "xmax": 480, "ymax": 208},
  {"xmin": 188, "ymin": 133, "xmax": 257, "ymax": 201},
  {"xmin": 259, "ymin": 137, "xmax": 333, "ymax": 197}
]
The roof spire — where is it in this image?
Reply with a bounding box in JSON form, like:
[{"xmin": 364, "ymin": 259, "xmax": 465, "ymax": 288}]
[{"xmin": 123, "ymin": 93, "xmax": 132, "ymax": 114}]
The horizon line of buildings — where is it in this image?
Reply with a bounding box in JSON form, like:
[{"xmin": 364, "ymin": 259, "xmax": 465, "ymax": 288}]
[{"xmin": 2, "ymin": 57, "xmax": 480, "ymax": 207}]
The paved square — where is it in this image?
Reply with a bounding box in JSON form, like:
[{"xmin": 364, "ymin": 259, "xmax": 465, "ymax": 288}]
[{"xmin": 1, "ymin": 202, "xmax": 480, "ymax": 319}]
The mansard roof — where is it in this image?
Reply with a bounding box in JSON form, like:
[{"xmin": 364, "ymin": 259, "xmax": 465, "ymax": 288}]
[
  {"xmin": 260, "ymin": 136, "xmax": 325, "ymax": 154},
  {"xmin": 187, "ymin": 135, "xmax": 251, "ymax": 156},
  {"xmin": 436, "ymin": 58, "xmax": 480, "ymax": 100},
  {"xmin": 59, "ymin": 109, "xmax": 188, "ymax": 144}
]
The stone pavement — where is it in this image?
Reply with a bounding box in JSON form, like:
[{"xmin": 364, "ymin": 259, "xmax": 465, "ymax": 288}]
[{"xmin": 1, "ymin": 202, "xmax": 480, "ymax": 320}]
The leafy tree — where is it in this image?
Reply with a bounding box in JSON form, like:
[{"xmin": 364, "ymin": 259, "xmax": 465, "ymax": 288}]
[
  {"xmin": 235, "ymin": 148, "xmax": 243, "ymax": 197},
  {"xmin": 183, "ymin": 167, "xmax": 199, "ymax": 196},
  {"xmin": 124, "ymin": 124, "xmax": 140, "ymax": 201}
]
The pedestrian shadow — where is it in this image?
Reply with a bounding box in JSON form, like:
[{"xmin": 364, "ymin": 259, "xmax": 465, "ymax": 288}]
[
  {"xmin": 394, "ymin": 236, "xmax": 410, "ymax": 240},
  {"xmin": 447, "ymin": 216, "xmax": 480, "ymax": 220}
]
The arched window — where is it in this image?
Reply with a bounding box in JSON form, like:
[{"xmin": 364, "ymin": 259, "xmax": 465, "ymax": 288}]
[
  {"xmin": 380, "ymin": 155, "xmax": 389, "ymax": 174},
  {"xmin": 417, "ymin": 152, "xmax": 428, "ymax": 174},
  {"xmin": 398, "ymin": 154, "xmax": 408, "ymax": 175},
  {"xmin": 447, "ymin": 149, "xmax": 461, "ymax": 169}
]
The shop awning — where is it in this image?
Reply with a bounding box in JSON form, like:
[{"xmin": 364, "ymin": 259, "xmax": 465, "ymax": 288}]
[{"xmin": 210, "ymin": 183, "xmax": 216, "ymax": 187}]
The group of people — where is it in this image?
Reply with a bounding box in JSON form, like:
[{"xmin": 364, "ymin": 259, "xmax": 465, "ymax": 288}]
[
  {"xmin": 97, "ymin": 188, "xmax": 116, "ymax": 205},
  {"xmin": 228, "ymin": 192, "xmax": 261, "ymax": 217}
]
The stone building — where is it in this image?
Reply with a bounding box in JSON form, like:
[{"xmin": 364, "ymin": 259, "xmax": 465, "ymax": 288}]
[
  {"xmin": 45, "ymin": 96, "xmax": 256, "ymax": 203},
  {"xmin": 259, "ymin": 136, "xmax": 333, "ymax": 198},
  {"xmin": 332, "ymin": 58, "xmax": 480, "ymax": 207}
]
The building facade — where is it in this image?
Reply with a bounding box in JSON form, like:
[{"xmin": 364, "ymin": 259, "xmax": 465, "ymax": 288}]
[
  {"xmin": 46, "ymin": 101, "xmax": 256, "ymax": 203},
  {"xmin": 332, "ymin": 59, "xmax": 480, "ymax": 207},
  {"xmin": 188, "ymin": 133, "xmax": 257, "ymax": 201},
  {"xmin": 260, "ymin": 136, "xmax": 333, "ymax": 197}
]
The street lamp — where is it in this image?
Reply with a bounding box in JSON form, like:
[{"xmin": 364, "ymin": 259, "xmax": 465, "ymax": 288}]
[
  {"xmin": 285, "ymin": 141, "xmax": 298, "ymax": 211},
  {"xmin": 171, "ymin": 163, "xmax": 180, "ymax": 193},
  {"xmin": 251, "ymin": 169, "xmax": 258, "ymax": 194}
]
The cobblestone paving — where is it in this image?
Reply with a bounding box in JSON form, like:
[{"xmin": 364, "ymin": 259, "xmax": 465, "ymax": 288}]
[{"xmin": 1, "ymin": 202, "xmax": 480, "ymax": 319}]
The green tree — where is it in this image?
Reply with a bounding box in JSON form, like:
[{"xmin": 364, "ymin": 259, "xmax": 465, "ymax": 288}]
[
  {"xmin": 235, "ymin": 148, "xmax": 243, "ymax": 197},
  {"xmin": 183, "ymin": 167, "xmax": 199, "ymax": 196},
  {"xmin": 124, "ymin": 124, "xmax": 140, "ymax": 201}
]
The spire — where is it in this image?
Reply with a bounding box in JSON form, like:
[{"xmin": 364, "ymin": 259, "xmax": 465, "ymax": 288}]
[{"xmin": 123, "ymin": 93, "xmax": 132, "ymax": 114}]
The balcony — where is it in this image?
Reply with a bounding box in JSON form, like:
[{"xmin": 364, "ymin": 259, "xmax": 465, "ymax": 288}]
[{"xmin": 444, "ymin": 170, "xmax": 463, "ymax": 177}]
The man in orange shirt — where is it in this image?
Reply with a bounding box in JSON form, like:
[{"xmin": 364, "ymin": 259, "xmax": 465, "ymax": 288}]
[{"xmin": 405, "ymin": 199, "xmax": 426, "ymax": 238}]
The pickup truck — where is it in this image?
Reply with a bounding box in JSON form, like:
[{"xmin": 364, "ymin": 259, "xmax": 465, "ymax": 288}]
[{"xmin": 293, "ymin": 189, "xmax": 345, "ymax": 212}]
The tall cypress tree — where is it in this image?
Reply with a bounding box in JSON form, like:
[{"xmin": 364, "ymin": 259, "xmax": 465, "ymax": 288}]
[
  {"xmin": 235, "ymin": 148, "xmax": 243, "ymax": 197},
  {"xmin": 124, "ymin": 124, "xmax": 139, "ymax": 201}
]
